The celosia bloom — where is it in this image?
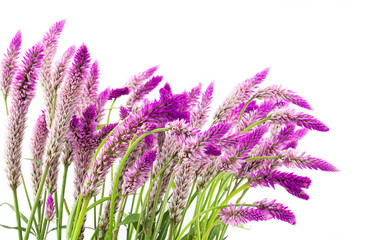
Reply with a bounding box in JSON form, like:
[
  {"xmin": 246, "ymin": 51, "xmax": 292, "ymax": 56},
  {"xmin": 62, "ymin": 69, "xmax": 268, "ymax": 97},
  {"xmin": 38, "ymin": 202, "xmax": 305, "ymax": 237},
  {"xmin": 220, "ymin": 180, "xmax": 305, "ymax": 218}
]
[
  {"xmin": 45, "ymin": 193, "xmax": 55, "ymax": 222},
  {"xmin": 218, "ymin": 204, "xmax": 271, "ymax": 226},
  {"xmin": 0, "ymin": 30, "xmax": 22, "ymax": 98},
  {"xmin": 253, "ymin": 199, "xmax": 296, "ymax": 225},
  {"xmin": 5, "ymin": 44, "xmax": 44, "ymax": 189},
  {"xmin": 45, "ymin": 44, "xmax": 91, "ymax": 193}
]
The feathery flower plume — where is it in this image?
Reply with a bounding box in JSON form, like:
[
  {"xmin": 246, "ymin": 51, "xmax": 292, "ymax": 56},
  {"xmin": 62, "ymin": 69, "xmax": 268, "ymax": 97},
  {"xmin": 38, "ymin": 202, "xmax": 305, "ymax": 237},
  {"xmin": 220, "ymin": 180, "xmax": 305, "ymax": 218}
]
[
  {"xmin": 5, "ymin": 44, "xmax": 44, "ymax": 189},
  {"xmin": 82, "ymin": 91, "xmax": 189, "ymax": 197},
  {"xmin": 125, "ymin": 65, "xmax": 159, "ymax": 91},
  {"xmin": 248, "ymin": 169, "xmax": 311, "ymax": 200},
  {"xmin": 181, "ymin": 83, "xmax": 202, "ymax": 111},
  {"xmin": 30, "ymin": 111, "xmax": 49, "ymax": 197},
  {"xmin": 190, "ymin": 81, "xmax": 214, "ymax": 128},
  {"xmin": 45, "ymin": 45, "xmax": 76, "ymax": 128},
  {"xmin": 169, "ymin": 163, "xmax": 194, "ymax": 223},
  {"xmin": 218, "ymin": 204, "xmax": 271, "ymax": 226},
  {"xmin": 253, "ymin": 199, "xmax": 296, "ymax": 225},
  {"xmin": 267, "ymin": 108, "xmax": 329, "ymax": 132},
  {"xmin": 108, "ymin": 87, "xmax": 129, "ymax": 100},
  {"xmin": 212, "ymin": 68, "xmax": 269, "ymax": 125},
  {"xmin": 0, "ymin": 30, "xmax": 22, "ymax": 99},
  {"xmin": 126, "ymin": 75, "xmax": 163, "ymax": 108},
  {"xmin": 217, "ymin": 125, "xmax": 268, "ymax": 174},
  {"xmin": 253, "ymin": 84, "xmax": 312, "ymax": 110},
  {"xmin": 45, "ymin": 193, "xmax": 55, "ymax": 222},
  {"xmin": 122, "ymin": 149, "xmax": 157, "ymax": 196},
  {"xmin": 45, "ymin": 44, "xmax": 91, "ymax": 193},
  {"xmin": 278, "ymin": 148, "xmax": 338, "ymax": 172},
  {"xmin": 78, "ymin": 60, "xmax": 100, "ymax": 116}
]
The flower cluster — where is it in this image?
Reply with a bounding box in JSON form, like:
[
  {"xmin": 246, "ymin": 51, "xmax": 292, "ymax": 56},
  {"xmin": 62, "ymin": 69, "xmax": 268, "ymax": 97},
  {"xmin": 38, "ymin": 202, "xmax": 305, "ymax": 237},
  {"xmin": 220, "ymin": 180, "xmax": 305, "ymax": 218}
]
[{"xmin": 1, "ymin": 21, "xmax": 337, "ymax": 240}]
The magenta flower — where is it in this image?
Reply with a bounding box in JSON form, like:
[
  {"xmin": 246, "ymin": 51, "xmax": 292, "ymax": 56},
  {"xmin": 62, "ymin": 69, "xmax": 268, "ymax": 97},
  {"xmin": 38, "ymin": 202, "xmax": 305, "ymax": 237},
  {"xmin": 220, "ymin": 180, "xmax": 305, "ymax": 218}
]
[
  {"xmin": 253, "ymin": 199, "xmax": 296, "ymax": 225},
  {"xmin": 45, "ymin": 193, "xmax": 55, "ymax": 222},
  {"xmin": 218, "ymin": 204, "xmax": 271, "ymax": 226},
  {"xmin": 5, "ymin": 44, "xmax": 44, "ymax": 189},
  {"xmin": 0, "ymin": 30, "xmax": 22, "ymax": 98}
]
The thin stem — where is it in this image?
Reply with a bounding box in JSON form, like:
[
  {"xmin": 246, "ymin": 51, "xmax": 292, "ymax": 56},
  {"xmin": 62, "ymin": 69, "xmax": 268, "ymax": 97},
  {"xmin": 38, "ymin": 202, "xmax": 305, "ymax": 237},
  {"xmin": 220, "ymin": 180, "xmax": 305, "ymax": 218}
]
[
  {"xmin": 53, "ymin": 192, "xmax": 59, "ymax": 240},
  {"xmin": 245, "ymin": 155, "xmax": 280, "ymax": 161},
  {"xmin": 241, "ymin": 117, "xmax": 269, "ymax": 133},
  {"xmin": 108, "ymin": 128, "xmax": 168, "ymax": 235},
  {"xmin": 238, "ymin": 97, "xmax": 254, "ymax": 122},
  {"xmin": 3, "ymin": 94, "xmax": 9, "ymax": 115},
  {"xmin": 24, "ymin": 162, "xmax": 51, "ymax": 240},
  {"xmin": 42, "ymin": 221, "xmax": 51, "ymax": 240},
  {"xmin": 57, "ymin": 164, "xmax": 69, "ymax": 240},
  {"xmin": 38, "ymin": 190, "xmax": 47, "ymax": 234},
  {"xmin": 113, "ymin": 195, "xmax": 128, "ymax": 240},
  {"xmin": 93, "ymin": 196, "xmax": 97, "ymax": 240},
  {"xmin": 168, "ymin": 222, "xmax": 176, "ymax": 240},
  {"xmin": 72, "ymin": 196, "xmax": 91, "ymax": 240},
  {"xmin": 20, "ymin": 174, "xmax": 32, "ymax": 210},
  {"xmin": 12, "ymin": 187, "xmax": 23, "ymax": 240},
  {"xmin": 145, "ymin": 172, "xmax": 164, "ymax": 240}
]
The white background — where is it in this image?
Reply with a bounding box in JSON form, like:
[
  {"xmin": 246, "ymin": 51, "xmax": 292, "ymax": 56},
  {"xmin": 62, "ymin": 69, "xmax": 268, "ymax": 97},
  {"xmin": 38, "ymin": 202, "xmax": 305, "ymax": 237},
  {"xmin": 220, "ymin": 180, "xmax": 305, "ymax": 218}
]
[{"xmin": 0, "ymin": 1, "xmax": 374, "ymax": 239}]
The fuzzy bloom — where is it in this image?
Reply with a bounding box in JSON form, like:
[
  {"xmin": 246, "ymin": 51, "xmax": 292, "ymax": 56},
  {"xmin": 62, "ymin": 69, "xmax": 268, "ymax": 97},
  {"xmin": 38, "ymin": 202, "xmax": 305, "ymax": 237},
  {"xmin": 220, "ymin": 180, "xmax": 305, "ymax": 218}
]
[
  {"xmin": 45, "ymin": 45, "xmax": 76, "ymax": 128},
  {"xmin": 169, "ymin": 163, "xmax": 195, "ymax": 223},
  {"xmin": 119, "ymin": 105, "xmax": 130, "ymax": 120},
  {"xmin": 68, "ymin": 105, "xmax": 99, "ymax": 198},
  {"xmin": 108, "ymin": 87, "xmax": 129, "ymax": 100},
  {"xmin": 253, "ymin": 199, "xmax": 296, "ymax": 225},
  {"xmin": 180, "ymin": 83, "xmax": 202, "ymax": 112},
  {"xmin": 122, "ymin": 150, "xmax": 157, "ymax": 196},
  {"xmin": 5, "ymin": 44, "xmax": 44, "ymax": 189},
  {"xmin": 45, "ymin": 44, "xmax": 91, "ymax": 193},
  {"xmin": 82, "ymin": 91, "xmax": 189, "ymax": 197},
  {"xmin": 248, "ymin": 169, "xmax": 311, "ymax": 200},
  {"xmin": 0, "ymin": 30, "xmax": 22, "ymax": 97},
  {"xmin": 225, "ymin": 100, "xmax": 259, "ymax": 122},
  {"xmin": 278, "ymin": 148, "xmax": 338, "ymax": 172},
  {"xmin": 267, "ymin": 108, "xmax": 329, "ymax": 132},
  {"xmin": 282, "ymin": 128, "xmax": 309, "ymax": 150},
  {"xmin": 30, "ymin": 111, "xmax": 49, "ymax": 197},
  {"xmin": 217, "ymin": 125, "xmax": 267, "ymax": 174},
  {"xmin": 125, "ymin": 65, "xmax": 159, "ymax": 91},
  {"xmin": 196, "ymin": 157, "xmax": 217, "ymax": 190},
  {"xmin": 190, "ymin": 81, "xmax": 214, "ymax": 128},
  {"xmin": 253, "ymin": 84, "xmax": 312, "ymax": 110},
  {"xmin": 94, "ymin": 88, "xmax": 111, "ymax": 123},
  {"xmin": 218, "ymin": 204, "xmax": 271, "ymax": 226},
  {"xmin": 126, "ymin": 75, "xmax": 163, "ymax": 107},
  {"xmin": 45, "ymin": 193, "xmax": 55, "ymax": 221},
  {"xmin": 78, "ymin": 60, "xmax": 100, "ymax": 116},
  {"xmin": 212, "ymin": 68, "xmax": 269, "ymax": 125}
]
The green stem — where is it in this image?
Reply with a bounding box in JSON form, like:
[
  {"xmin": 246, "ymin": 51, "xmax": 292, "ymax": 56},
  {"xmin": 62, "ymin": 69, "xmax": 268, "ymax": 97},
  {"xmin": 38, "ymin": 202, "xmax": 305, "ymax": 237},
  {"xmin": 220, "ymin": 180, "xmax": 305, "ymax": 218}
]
[
  {"xmin": 108, "ymin": 128, "xmax": 168, "ymax": 235},
  {"xmin": 194, "ymin": 191, "xmax": 203, "ymax": 240},
  {"xmin": 113, "ymin": 195, "xmax": 127, "ymax": 239},
  {"xmin": 93, "ymin": 196, "xmax": 97, "ymax": 240},
  {"xmin": 72, "ymin": 196, "xmax": 91, "ymax": 240},
  {"xmin": 24, "ymin": 162, "xmax": 50, "ymax": 240},
  {"xmin": 168, "ymin": 222, "xmax": 176, "ymax": 240},
  {"xmin": 238, "ymin": 97, "xmax": 254, "ymax": 122},
  {"xmin": 145, "ymin": 172, "xmax": 164, "ymax": 240},
  {"xmin": 241, "ymin": 117, "xmax": 269, "ymax": 133},
  {"xmin": 38, "ymin": 190, "xmax": 47, "ymax": 234},
  {"xmin": 57, "ymin": 164, "xmax": 69, "ymax": 240},
  {"xmin": 40, "ymin": 219, "xmax": 47, "ymax": 240},
  {"xmin": 12, "ymin": 187, "xmax": 23, "ymax": 240},
  {"xmin": 3, "ymin": 94, "xmax": 9, "ymax": 115},
  {"xmin": 42, "ymin": 221, "xmax": 51, "ymax": 240},
  {"xmin": 245, "ymin": 155, "xmax": 280, "ymax": 161},
  {"xmin": 20, "ymin": 174, "xmax": 32, "ymax": 210},
  {"xmin": 53, "ymin": 192, "xmax": 59, "ymax": 238}
]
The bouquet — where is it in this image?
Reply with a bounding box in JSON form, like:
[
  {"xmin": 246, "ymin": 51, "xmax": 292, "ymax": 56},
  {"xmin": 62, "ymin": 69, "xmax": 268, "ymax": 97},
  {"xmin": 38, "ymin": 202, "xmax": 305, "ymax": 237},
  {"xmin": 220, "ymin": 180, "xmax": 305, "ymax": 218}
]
[{"xmin": 0, "ymin": 20, "xmax": 338, "ymax": 240}]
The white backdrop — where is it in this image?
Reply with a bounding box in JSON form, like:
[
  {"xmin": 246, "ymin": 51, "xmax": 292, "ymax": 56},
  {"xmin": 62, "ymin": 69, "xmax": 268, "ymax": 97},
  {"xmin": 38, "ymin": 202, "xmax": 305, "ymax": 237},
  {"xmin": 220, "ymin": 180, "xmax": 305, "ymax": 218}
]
[{"xmin": 0, "ymin": 1, "xmax": 374, "ymax": 239}]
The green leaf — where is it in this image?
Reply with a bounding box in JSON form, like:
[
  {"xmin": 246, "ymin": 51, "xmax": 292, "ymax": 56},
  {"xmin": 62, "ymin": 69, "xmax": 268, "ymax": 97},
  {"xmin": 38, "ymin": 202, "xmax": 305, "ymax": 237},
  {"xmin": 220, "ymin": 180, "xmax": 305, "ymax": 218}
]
[
  {"xmin": 235, "ymin": 223, "xmax": 251, "ymax": 230},
  {"xmin": 0, "ymin": 202, "xmax": 32, "ymax": 225},
  {"xmin": 24, "ymin": 158, "xmax": 43, "ymax": 165},
  {"xmin": 156, "ymin": 211, "xmax": 170, "ymax": 240},
  {"xmin": 208, "ymin": 223, "xmax": 221, "ymax": 240},
  {"xmin": 48, "ymin": 225, "xmax": 66, "ymax": 233},
  {"xmin": 87, "ymin": 194, "xmax": 122, "ymax": 212},
  {"xmin": 0, "ymin": 224, "xmax": 35, "ymax": 236},
  {"xmin": 120, "ymin": 213, "xmax": 140, "ymax": 225}
]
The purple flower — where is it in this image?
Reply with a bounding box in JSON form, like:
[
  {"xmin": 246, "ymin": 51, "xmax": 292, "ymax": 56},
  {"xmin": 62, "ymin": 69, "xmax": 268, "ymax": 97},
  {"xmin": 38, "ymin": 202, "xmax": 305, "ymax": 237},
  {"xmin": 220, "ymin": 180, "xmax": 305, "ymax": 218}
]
[
  {"xmin": 108, "ymin": 86, "xmax": 129, "ymax": 100},
  {"xmin": 122, "ymin": 150, "xmax": 157, "ymax": 196},
  {"xmin": 253, "ymin": 84, "xmax": 313, "ymax": 110},
  {"xmin": 248, "ymin": 169, "xmax": 311, "ymax": 200},
  {"xmin": 218, "ymin": 204, "xmax": 271, "ymax": 226},
  {"xmin": 79, "ymin": 60, "xmax": 101, "ymax": 116},
  {"xmin": 204, "ymin": 144, "xmax": 222, "ymax": 156},
  {"xmin": 30, "ymin": 111, "xmax": 49, "ymax": 197},
  {"xmin": 190, "ymin": 81, "xmax": 214, "ymax": 128},
  {"xmin": 267, "ymin": 108, "xmax": 329, "ymax": 132},
  {"xmin": 253, "ymin": 199, "xmax": 296, "ymax": 225},
  {"xmin": 126, "ymin": 75, "xmax": 163, "ymax": 107},
  {"xmin": 125, "ymin": 65, "xmax": 159, "ymax": 92},
  {"xmin": 5, "ymin": 43, "xmax": 44, "ymax": 189},
  {"xmin": 45, "ymin": 193, "xmax": 55, "ymax": 222},
  {"xmin": 213, "ymin": 68, "xmax": 269, "ymax": 125},
  {"xmin": 279, "ymin": 148, "xmax": 339, "ymax": 172},
  {"xmin": 0, "ymin": 30, "xmax": 22, "ymax": 98},
  {"xmin": 45, "ymin": 44, "xmax": 91, "ymax": 193}
]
